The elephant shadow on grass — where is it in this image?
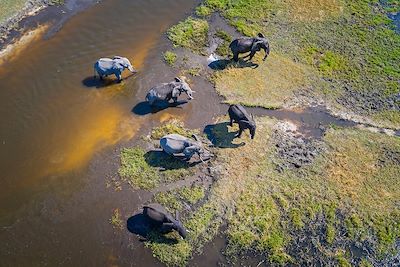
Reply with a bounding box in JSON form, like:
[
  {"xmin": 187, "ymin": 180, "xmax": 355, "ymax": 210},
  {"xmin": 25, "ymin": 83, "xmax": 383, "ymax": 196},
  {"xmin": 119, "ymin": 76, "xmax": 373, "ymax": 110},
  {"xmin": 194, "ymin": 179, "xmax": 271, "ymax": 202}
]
[
  {"xmin": 132, "ymin": 101, "xmax": 188, "ymax": 116},
  {"xmin": 144, "ymin": 150, "xmax": 199, "ymax": 170},
  {"xmin": 127, "ymin": 213, "xmax": 179, "ymax": 244},
  {"xmin": 204, "ymin": 122, "xmax": 245, "ymax": 149},
  {"xmin": 208, "ymin": 58, "xmax": 259, "ymax": 71}
]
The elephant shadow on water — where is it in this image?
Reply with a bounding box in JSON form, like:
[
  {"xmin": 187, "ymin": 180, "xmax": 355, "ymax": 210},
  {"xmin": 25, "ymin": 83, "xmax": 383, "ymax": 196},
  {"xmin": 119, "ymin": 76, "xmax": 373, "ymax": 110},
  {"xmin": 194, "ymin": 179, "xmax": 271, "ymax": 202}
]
[
  {"xmin": 208, "ymin": 58, "xmax": 259, "ymax": 71},
  {"xmin": 126, "ymin": 213, "xmax": 178, "ymax": 244},
  {"xmin": 132, "ymin": 101, "xmax": 188, "ymax": 116},
  {"xmin": 144, "ymin": 150, "xmax": 199, "ymax": 170},
  {"xmin": 204, "ymin": 122, "xmax": 245, "ymax": 149},
  {"xmin": 82, "ymin": 76, "xmax": 120, "ymax": 88}
]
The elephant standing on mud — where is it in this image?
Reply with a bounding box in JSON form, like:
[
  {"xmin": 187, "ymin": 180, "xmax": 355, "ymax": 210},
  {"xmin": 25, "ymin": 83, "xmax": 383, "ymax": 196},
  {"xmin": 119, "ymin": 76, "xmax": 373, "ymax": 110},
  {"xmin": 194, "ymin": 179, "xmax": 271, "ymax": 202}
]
[
  {"xmin": 160, "ymin": 134, "xmax": 207, "ymax": 162},
  {"xmin": 146, "ymin": 77, "xmax": 195, "ymax": 106},
  {"xmin": 228, "ymin": 104, "xmax": 256, "ymax": 139},
  {"xmin": 94, "ymin": 56, "xmax": 136, "ymax": 82},
  {"xmin": 143, "ymin": 203, "xmax": 187, "ymax": 239},
  {"xmin": 229, "ymin": 33, "xmax": 270, "ymax": 62}
]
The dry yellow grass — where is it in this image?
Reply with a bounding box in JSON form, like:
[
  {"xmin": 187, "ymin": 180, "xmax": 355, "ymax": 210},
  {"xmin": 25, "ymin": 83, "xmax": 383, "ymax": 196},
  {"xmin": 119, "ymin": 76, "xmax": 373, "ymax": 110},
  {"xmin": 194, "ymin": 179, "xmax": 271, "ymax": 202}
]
[
  {"xmin": 324, "ymin": 128, "xmax": 400, "ymax": 214},
  {"xmin": 213, "ymin": 53, "xmax": 311, "ymax": 109},
  {"xmin": 285, "ymin": 0, "xmax": 343, "ymax": 22}
]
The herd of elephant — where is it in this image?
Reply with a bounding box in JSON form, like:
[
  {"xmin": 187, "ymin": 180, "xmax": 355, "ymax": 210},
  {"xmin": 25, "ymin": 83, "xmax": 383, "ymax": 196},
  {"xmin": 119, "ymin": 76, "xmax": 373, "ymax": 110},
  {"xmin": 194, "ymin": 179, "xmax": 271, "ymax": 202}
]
[{"xmin": 94, "ymin": 33, "xmax": 270, "ymax": 239}]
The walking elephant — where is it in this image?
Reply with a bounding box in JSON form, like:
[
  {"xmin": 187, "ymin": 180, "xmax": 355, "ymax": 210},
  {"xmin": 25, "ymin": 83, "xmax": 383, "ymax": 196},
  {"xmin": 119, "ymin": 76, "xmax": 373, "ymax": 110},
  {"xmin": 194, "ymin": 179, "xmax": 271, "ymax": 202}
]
[
  {"xmin": 94, "ymin": 56, "xmax": 136, "ymax": 82},
  {"xmin": 146, "ymin": 77, "xmax": 195, "ymax": 106},
  {"xmin": 228, "ymin": 104, "xmax": 256, "ymax": 139},
  {"xmin": 229, "ymin": 33, "xmax": 270, "ymax": 62}
]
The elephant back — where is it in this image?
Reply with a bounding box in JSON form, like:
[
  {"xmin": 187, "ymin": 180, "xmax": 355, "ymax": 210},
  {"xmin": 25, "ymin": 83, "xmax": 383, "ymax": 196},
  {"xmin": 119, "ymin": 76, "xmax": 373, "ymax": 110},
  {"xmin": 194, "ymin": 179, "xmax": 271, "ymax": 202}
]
[{"xmin": 160, "ymin": 134, "xmax": 189, "ymax": 154}]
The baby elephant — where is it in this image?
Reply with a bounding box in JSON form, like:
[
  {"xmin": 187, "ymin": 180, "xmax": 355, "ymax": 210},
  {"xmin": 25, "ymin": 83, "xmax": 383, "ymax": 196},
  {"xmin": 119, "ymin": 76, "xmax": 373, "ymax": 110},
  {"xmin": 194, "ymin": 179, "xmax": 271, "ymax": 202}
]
[
  {"xmin": 160, "ymin": 134, "xmax": 205, "ymax": 162},
  {"xmin": 229, "ymin": 33, "xmax": 270, "ymax": 62},
  {"xmin": 143, "ymin": 203, "xmax": 187, "ymax": 239},
  {"xmin": 146, "ymin": 77, "xmax": 195, "ymax": 106},
  {"xmin": 228, "ymin": 104, "xmax": 256, "ymax": 139}
]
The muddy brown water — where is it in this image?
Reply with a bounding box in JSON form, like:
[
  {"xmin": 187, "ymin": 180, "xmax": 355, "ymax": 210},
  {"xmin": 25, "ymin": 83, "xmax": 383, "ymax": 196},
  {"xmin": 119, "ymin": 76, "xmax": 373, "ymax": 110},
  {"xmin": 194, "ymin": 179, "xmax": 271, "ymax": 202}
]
[{"xmin": 0, "ymin": 0, "xmax": 389, "ymax": 266}]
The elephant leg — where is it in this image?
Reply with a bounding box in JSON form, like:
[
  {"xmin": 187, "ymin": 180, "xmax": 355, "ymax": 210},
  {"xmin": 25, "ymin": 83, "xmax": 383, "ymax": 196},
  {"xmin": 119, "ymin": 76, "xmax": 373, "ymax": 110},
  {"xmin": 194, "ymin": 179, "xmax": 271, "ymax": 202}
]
[
  {"xmin": 248, "ymin": 51, "xmax": 257, "ymax": 61},
  {"xmin": 236, "ymin": 128, "xmax": 243, "ymax": 138},
  {"xmin": 160, "ymin": 223, "xmax": 174, "ymax": 234},
  {"xmin": 233, "ymin": 52, "xmax": 239, "ymax": 62},
  {"xmin": 229, "ymin": 118, "xmax": 233, "ymax": 127},
  {"xmin": 116, "ymin": 73, "xmax": 122, "ymax": 82}
]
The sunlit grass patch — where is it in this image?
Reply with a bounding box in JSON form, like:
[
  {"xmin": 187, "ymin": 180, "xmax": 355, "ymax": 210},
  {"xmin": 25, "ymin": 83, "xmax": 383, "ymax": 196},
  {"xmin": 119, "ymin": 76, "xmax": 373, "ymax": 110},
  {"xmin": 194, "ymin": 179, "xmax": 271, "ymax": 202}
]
[
  {"xmin": 154, "ymin": 186, "xmax": 205, "ymax": 212},
  {"xmin": 167, "ymin": 17, "xmax": 209, "ymax": 54},
  {"xmin": 285, "ymin": 0, "xmax": 343, "ymax": 22},
  {"xmin": 109, "ymin": 208, "xmax": 124, "ymax": 230},
  {"xmin": 213, "ymin": 53, "xmax": 311, "ymax": 108},
  {"xmin": 214, "ymin": 29, "xmax": 232, "ymax": 56},
  {"xmin": 163, "ymin": 51, "xmax": 177, "ymax": 66},
  {"xmin": 150, "ymin": 119, "xmax": 199, "ymax": 140},
  {"xmin": 118, "ymin": 147, "xmax": 193, "ymax": 190}
]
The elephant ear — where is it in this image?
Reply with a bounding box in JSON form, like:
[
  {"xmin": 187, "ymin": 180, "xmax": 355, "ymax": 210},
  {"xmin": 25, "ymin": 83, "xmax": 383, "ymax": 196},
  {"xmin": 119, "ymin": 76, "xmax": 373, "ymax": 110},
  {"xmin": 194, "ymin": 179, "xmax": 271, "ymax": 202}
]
[
  {"xmin": 174, "ymin": 77, "xmax": 182, "ymax": 83},
  {"xmin": 258, "ymin": 33, "xmax": 265, "ymax": 38}
]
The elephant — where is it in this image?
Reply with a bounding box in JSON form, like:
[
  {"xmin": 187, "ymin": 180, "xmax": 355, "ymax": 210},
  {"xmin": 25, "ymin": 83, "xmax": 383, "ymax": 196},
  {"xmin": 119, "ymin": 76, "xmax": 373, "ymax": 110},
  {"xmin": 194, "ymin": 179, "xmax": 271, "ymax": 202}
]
[
  {"xmin": 160, "ymin": 134, "xmax": 206, "ymax": 162},
  {"xmin": 228, "ymin": 104, "xmax": 256, "ymax": 139},
  {"xmin": 229, "ymin": 33, "xmax": 270, "ymax": 62},
  {"xmin": 143, "ymin": 203, "xmax": 187, "ymax": 239},
  {"xmin": 146, "ymin": 77, "xmax": 195, "ymax": 106},
  {"xmin": 94, "ymin": 56, "xmax": 136, "ymax": 82}
]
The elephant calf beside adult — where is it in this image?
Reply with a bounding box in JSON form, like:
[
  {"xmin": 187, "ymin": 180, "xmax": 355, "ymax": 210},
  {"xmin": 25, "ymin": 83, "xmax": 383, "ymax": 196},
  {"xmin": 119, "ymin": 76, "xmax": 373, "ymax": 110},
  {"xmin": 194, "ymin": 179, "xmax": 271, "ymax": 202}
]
[
  {"xmin": 230, "ymin": 33, "xmax": 270, "ymax": 62},
  {"xmin": 146, "ymin": 77, "xmax": 195, "ymax": 106},
  {"xmin": 94, "ymin": 56, "xmax": 136, "ymax": 82}
]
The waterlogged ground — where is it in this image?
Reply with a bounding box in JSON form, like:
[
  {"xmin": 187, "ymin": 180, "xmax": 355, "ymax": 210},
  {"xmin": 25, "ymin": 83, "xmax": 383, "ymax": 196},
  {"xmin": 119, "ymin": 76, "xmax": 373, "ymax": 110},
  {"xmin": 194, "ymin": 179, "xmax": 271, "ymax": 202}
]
[{"xmin": 0, "ymin": 0, "xmax": 399, "ymax": 266}]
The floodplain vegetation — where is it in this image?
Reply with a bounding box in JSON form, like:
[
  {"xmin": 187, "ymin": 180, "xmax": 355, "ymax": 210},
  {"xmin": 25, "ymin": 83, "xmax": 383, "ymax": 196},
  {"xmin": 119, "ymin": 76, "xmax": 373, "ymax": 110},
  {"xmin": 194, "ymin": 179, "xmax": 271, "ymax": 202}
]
[
  {"xmin": 115, "ymin": 0, "xmax": 400, "ymax": 266},
  {"xmin": 168, "ymin": 0, "xmax": 400, "ymax": 128},
  {"xmin": 118, "ymin": 118, "xmax": 400, "ymax": 266}
]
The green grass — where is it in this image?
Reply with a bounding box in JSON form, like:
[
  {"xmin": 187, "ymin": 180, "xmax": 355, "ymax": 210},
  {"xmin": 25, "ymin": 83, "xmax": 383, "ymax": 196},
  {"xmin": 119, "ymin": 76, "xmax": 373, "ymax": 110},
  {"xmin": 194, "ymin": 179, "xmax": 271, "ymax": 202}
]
[
  {"xmin": 167, "ymin": 17, "xmax": 209, "ymax": 54},
  {"xmin": 213, "ymin": 53, "xmax": 311, "ymax": 109},
  {"xmin": 202, "ymin": 0, "xmax": 400, "ymax": 128},
  {"xmin": 154, "ymin": 186, "xmax": 205, "ymax": 212},
  {"xmin": 163, "ymin": 51, "xmax": 177, "ymax": 66},
  {"xmin": 214, "ymin": 29, "xmax": 232, "ymax": 56},
  {"xmin": 109, "ymin": 208, "xmax": 124, "ymax": 230},
  {"xmin": 195, "ymin": 5, "xmax": 212, "ymax": 17},
  {"xmin": 150, "ymin": 119, "xmax": 199, "ymax": 140},
  {"xmin": 118, "ymin": 147, "xmax": 193, "ymax": 190}
]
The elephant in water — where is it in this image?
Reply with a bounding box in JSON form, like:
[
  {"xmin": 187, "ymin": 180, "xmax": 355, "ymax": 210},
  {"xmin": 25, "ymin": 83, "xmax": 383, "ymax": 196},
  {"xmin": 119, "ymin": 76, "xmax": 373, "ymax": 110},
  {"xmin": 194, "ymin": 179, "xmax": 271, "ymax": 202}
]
[
  {"xmin": 94, "ymin": 56, "xmax": 136, "ymax": 82},
  {"xmin": 160, "ymin": 134, "xmax": 207, "ymax": 162},
  {"xmin": 146, "ymin": 77, "xmax": 195, "ymax": 106},
  {"xmin": 229, "ymin": 33, "xmax": 270, "ymax": 62},
  {"xmin": 228, "ymin": 104, "xmax": 256, "ymax": 139},
  {"xmin": 143, "ymin": 203, "xmax": 187, "ymax": 239}
]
